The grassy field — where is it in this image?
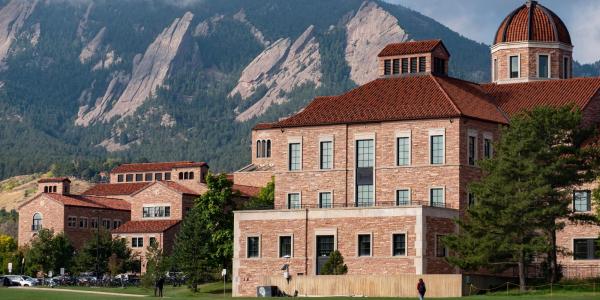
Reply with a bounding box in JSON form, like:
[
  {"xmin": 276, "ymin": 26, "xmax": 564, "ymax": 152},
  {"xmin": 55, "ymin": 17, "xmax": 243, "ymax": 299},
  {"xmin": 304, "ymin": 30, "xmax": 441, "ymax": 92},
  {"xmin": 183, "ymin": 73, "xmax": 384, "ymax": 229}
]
[{"xmin": 0, "ymin": 282, "xmax": 599, "ymax": 300}]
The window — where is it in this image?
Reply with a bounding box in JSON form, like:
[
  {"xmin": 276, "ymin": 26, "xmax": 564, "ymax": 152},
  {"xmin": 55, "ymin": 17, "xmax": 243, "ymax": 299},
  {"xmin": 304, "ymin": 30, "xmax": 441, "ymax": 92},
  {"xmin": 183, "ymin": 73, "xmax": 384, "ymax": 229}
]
[
  {"xmin": 125, "ymin": 174, "xmax": 133, "ymax": 182},
  {"xmin": 256, "ymin": 140, "xmax": 262, "ymax": 158},
  {"xmin": 149, "ymin": 237, "xmax": 158, "ymax": 247},
  {"xmin": 261, "ymin": 140, "xmax": 267, "ymax": 157},
  {"xmin": 430, "ymin": 188, "xmax": 444, "ymax": 207},
  {"xmin": 102, "ymin": 219, "xmax": 111, "ymax": 230},
  {"xmin": 67, "ymin": 216, "xmax": 77, "ymax": 228},
  {"xmin": 358, "ymin": 234, "xmax": 371, "ymax": 257},
  {"xmin": 113, "ymin": 220, "xmax": 122, "ymax": 229},
  {"xmin": 396, "ymin": 136, "xmax": 410, "ymax": 166},
  {"xmin": 356, "ymin": 139, "xmax": 374, "ymax": 207},
  {"xmin": 510, "ymin": 56, "xmax": 519, "ymax": 78},
  {"xmin": 256, "ymin": 140, "xmax": 271, "ymax": 158},
  {"xmin": 132, "ymin": 237, "xmax": 143, "ymax": 248},
  {"xmin": 484, "ymin": 138, "xmax": 492, "ymax": 159},
  {"xmin": 410, "ymin": 57, "xmax": 417, "ymax": 73},
  {"xmin": 357, "ymin": 185, "xmax": 374, "ymax": 207},
  {"xmin": 392, "ymin": 59, "xmax": 400, "ymax": 74},
  {"xmin": 79, "ymin": 217, "xmax": 88, "ymax": 229},
  {"xmin": 320, "ymin": 141, "xmax": 333, "ymax": 169},
  {"xmin": 468, "ymin": 192, "xmax": 476, "ymax": 208},
  {"xmin": 396, "ymin": 189, "xmax": 410, "ymax": 206},
  {"xmin": 287, "ymin": 193, "xmax": 301, "ymax": 209},
  {"xmin": 165, "ymin": 172, "xmax": 171, "ymax": 180},
  {"xmin": 538, "ymin": 55, "xmax": 549, "ymax": 78},
  {"xmin": 117, "ymin": 174, "xmax": 124, "ymax": 182},
  {"xmin": 493, "ymin": 58, "xmax": 498, "ymax": 81},
  {"xmin": 384, "ymin": 59, "xmax": 391, "ymax": 75},
  {"xmin": 135, "ymin": 174, "xmax": 143, "ymax": 182},
  {"xmin": 418, "ymin": 56, "xmax": 426, "ymax": 72},
  {"xmin": 43, "ymin": 186, "xmax": 48, "ymax": 193},
  {"xmin": 430, "ymin": 135, "xmax": 444, "ymax": 165},
  {"xmin": 143, "ymin": 206, "xmax": 171, "ymax": 218},
  {"xmin": 563, "ymin": 57, "xmax": 571, "ymax": 78},
  {"xmin": 288, "ymin": 143, "xmax": 301, "ymax": 171},
  {"xmin": 436, "ymin": 235, "xmax": 448, "ymax": 257},
  {"xmin": 393, "ymin": 234, "xmax": 406, "ymax": 256},
  {"xmin": 145, "ymin": 173, "xmax": 153, "ymax": 181},
  {"xmin": 401, "ymin": 58, "xmax": 409, "ymax": 73},
  {"xmin": 53, "ymin": 186, "xmax": 57, "ymax": 193},
  {"xmin": 90, "ymin": 217, "xmax": 98, "ymax": 229},
  {"xmin": 573, "ymin": 191, "xmax": 591, "ymax": 212},
  {"xmin": 32, "ymin": 213, "xmax": 42, "ymax": 231},
  {"xmin": 574, "ymin": 239, "xmax": 600, "ymax": 260},
  {"xmin": 188, "ymin": 172, "xmax": 194, "ymax": 180},
  {"xmin": 279, "ymin": 236, "xmax": 292, "ymax": 257},
  {"xmin": 247, "ymin": 236, "xmax": 260, "ymax": 258},
  {"xmin": 468, "ymin": 135, "xmax": 476, "ymax": 166},
  {"xmin": 155, "ymin": 173, "xmax": 162, "ymax": 181},
  {"xmin": 266, "ymin": 140, "xmax": 271, "ymax": 157},
  {"xmin": 433, "ymin": 57, "xmax": 446, "ymax": 74},
  {"xmin": 357, "ymin": 139, "xmax": 374, "ymax": 168},
  {"xmin": 319, "ymin": 192, "xmax": 332, "ymax": 208}
]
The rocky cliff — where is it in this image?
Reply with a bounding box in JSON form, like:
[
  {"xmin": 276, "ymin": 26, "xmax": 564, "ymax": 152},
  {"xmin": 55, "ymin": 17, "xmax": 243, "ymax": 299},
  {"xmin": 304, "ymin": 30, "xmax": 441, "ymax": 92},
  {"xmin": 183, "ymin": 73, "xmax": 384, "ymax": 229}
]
[
  {"xmin": 345, "ymin": 1, "xmax": 408, "ymax": 85},
  {"xmin": 231, "ymin": 25, "xmax": 322, "ymax": 122},
  {"xmin": 0, "ymin": 0, "xmax": 37, "ymax": 68}
]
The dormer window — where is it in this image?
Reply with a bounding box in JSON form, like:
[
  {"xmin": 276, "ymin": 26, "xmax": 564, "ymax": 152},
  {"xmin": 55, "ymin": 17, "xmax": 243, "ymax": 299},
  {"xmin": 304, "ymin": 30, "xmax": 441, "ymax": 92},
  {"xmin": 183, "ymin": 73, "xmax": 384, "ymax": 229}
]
[
  {"xmin": 392, "ymin": 59, "xmax": 400, "ymax": 74},
  {"xmin": 410, "ymin": 58, "xmax": 417, "ymax": 73},
  {"xmin": 538, "ymin": 54, "xmax": 549, "ymax": 78},
  {"xmin": 401, "ymin": 58, "xmax": 408, "ymax": 73},
  {"xmin": 418, "ymin": 57, "xmax": 426, "ymax": 72},
  {"xmin": 384, "ymin": 59, "xmax": 391, "ymax": 75}
]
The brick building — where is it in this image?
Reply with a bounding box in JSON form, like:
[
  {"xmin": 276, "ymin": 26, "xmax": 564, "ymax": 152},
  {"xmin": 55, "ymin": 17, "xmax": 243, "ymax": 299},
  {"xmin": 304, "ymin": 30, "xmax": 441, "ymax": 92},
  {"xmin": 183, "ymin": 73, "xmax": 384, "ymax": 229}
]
[{"xmin": 233, "ymin": 1, "xmax": 600, "ymax": 296}]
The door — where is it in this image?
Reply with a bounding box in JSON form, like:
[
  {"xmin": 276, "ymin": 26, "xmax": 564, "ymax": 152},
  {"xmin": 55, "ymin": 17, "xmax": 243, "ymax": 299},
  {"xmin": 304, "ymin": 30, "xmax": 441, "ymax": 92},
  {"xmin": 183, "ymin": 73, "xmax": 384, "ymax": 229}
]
[{"xmin": 316, "ymin": 235, "xmax": 334, "ymax": 275}]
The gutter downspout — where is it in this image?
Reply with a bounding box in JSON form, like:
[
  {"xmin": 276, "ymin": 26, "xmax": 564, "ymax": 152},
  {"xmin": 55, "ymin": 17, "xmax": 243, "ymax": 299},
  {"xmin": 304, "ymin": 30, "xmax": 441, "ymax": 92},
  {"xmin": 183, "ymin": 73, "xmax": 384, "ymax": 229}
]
[
  {"xmin": 345, "ymin": 124, "xmax": 349, "ymax": 207},
  {"xmin": 304, "ymin": 208, "xmax": 308, "ymax": 275}
]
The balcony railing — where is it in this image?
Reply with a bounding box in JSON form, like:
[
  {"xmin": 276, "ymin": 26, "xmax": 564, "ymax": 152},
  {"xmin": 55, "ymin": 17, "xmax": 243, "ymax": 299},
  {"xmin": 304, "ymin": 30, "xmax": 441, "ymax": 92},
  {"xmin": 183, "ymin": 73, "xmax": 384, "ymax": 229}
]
[{"xmin": 245, "ymin": 200, "xmax": 456, "ymax": 211}]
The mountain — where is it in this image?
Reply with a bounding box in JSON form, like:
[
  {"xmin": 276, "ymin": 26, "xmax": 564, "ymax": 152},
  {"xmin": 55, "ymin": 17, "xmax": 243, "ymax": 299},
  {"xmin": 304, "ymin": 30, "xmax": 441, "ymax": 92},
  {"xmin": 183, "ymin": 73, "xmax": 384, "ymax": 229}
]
[{"xmin": 0, "ymin": 0, "xmax": 597, "ymax": 180}]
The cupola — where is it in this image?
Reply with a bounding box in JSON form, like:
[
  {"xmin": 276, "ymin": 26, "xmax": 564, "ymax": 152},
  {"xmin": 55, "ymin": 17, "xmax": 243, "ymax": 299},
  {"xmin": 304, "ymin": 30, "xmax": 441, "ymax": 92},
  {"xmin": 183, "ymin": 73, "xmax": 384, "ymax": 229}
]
[
  {"xmin": 38, "ymin": 177, "xmax": 71, "ymax": 195},
  {"xmin": 491, "ymin": 0, "xmax": 573, "ymax": 84},
  {"xmin": 377, "ymin": 40, "xmax": 450, "ymax": 77}
]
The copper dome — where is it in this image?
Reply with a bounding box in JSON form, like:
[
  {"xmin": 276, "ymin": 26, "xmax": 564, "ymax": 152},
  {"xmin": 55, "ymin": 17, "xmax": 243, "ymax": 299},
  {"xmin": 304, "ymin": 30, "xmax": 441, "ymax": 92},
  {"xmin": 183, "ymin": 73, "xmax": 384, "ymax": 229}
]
[{"xmin": 494, "ymin": 0, "xmax": 571, "ymax": 45}]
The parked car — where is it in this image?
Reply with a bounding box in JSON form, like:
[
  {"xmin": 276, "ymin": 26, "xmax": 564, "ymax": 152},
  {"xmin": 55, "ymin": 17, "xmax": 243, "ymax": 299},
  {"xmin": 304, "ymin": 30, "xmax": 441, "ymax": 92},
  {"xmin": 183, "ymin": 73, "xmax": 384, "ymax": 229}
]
[
  {"xmin": 1, "ymin": 276, "xmax": 21, "ymax": 287},
  {"xmin": 4, "ymin": 275, "xmax": 36, "ymax": 286}
]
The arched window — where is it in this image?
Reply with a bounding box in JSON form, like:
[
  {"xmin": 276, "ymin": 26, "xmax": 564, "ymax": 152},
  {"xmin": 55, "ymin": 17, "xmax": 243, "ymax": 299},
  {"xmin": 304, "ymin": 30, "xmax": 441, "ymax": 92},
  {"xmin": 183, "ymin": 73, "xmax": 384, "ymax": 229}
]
[
  {"xmin": 266, "ymin": 140, "xmax": 271, "ymax": 158},
  {"xmin": 52, "ymin": 186, "xmax": 57, "ymax": 193},
  {"xmin": 178, "ymin": 172, "xmax": 184, "ymax": 180},
  {"xmin": 262, "ymin": 140, "xmax": 267, "ymax": 158},
  {"xmin": 189, "ymin": 172, "xmax": 194, "ymax": 180},
  {"xmin": 32, "ymin": 213, "xmax": 42, "ymax": 231},
  {"xmin": 257, "ymin": 140, "xmax": 262, "ymax": 158},
  {"xmin": 184, "ymin": 172, "xmax": 189, "ymax": 180},
  {"xmin": 44, "ymin": 186, "xmax": 48, "ymax": 193}
]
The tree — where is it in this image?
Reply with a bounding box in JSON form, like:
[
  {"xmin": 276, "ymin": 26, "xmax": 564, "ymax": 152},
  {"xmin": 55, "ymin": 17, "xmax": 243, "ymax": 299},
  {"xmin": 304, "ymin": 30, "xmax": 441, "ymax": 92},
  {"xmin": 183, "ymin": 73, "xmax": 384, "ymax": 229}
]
[
  {"xmin": 142, "ymin": 239, "xmax": 169, "ymax": 288},
  {"xmin": 0, "ymin": 235, "xmax": 17, "ymax": 273},
  {"xmin": 73, "ymin": 230, "xmax": 132, "ymax": 275},
  {"xmin": 320, "ymin": 250, "xmax": 348, "ymax": 275},
  {"xmin": 244, "ymin": 179, "xmax": 274, "ymax": 209},
  {"xmin": 26, "ymin": 229, "xmax": 74, "ymax": 276}
]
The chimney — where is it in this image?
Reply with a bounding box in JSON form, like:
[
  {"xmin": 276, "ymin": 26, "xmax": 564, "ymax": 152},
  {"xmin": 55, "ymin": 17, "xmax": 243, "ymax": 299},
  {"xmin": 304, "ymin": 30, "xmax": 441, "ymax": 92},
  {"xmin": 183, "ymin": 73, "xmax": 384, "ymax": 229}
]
[
  {"xmin": 38, "ymin": 177, "xmax": 71, "ymax": 195},
  {"xmin": 377, "ymin": 40, "xmax": 450, "ymax": 77}
]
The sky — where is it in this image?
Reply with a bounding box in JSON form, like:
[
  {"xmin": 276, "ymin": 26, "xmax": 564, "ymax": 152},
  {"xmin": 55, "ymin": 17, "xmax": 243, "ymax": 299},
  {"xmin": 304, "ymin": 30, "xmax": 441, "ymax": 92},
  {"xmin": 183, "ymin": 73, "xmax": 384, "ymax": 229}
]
[{"xmin": 384, "ymin": 0, "xmax": 600, "ymax": 64}]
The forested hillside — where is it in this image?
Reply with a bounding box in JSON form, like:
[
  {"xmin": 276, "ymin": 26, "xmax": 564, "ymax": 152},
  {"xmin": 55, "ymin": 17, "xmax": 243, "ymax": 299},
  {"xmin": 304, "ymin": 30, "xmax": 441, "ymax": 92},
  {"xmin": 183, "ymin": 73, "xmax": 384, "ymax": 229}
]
[{"xmin": 0, "ymin": 0, "xmax": 597, "ymax": 180}]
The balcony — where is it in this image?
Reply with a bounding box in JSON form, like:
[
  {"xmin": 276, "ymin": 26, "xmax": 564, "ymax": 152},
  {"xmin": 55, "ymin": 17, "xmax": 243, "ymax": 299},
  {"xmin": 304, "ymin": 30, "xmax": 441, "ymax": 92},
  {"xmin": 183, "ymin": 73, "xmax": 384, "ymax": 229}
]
[{"xmin": 247, "ymin": 200, "xmax": 456, "ymax": 211}]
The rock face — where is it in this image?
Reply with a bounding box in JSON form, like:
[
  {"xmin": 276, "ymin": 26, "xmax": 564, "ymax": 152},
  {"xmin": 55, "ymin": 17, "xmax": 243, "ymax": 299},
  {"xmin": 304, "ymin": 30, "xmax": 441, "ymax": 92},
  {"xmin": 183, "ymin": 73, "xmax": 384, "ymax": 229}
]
[
  {"xmin": 231, "ymin": 25, "xmax": 322, "ymax": 122},
  {"xmin": 0, "ymin": 0, "xmax": 37, "ymax": 67},
  {"xmin": 75, "ymin": 71, "xmax": 130, "ymax": 126},
  {"xmin": 345, "ymin": 1, "xmax": 408, "ymax": 85},
  {"xmin": 79, "ymin": 27, "xmax": 106, "ymax": 63},
  {"xmin": 76, "ymin": 12, "xmax": 194, "ymax": 125}
]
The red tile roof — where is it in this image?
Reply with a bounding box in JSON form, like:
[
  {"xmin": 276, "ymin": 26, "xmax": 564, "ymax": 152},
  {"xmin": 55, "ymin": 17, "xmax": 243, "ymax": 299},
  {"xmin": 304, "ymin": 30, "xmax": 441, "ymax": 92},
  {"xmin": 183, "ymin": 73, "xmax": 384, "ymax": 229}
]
[
  {"xmin": 494, "ymin": 1, "xmax": 571, "ymax": 45},
  {"xmin": 233, "ymin": 184, "xmax": 261, "ymax": 198},
  {"xmin": 44, "ymin": 193, "xmax": 130, "ymax": 211},
  {"xmin": 482, "ymin": 78, "xmax": 600, "ymax": 117},
  {"xmin": 38, "ymin": 177, "xmax": 70, "ymax": 183},
  {"xmin": 257, "ymin": 74, "xmax": 507, "ymax": 129},
  {"xmin": 112, "ymin": 220, "xmax": 180, "ymax": 234},
  {"xmin": 159, "ymin": 181, "xmax": 200, "ymax": 196},
  {"xmin": 378, "ymin": 40, "xmax": 447, "ymax": 57},
  {"xmin": 82, "ymin": 182, "xmax": 151, "ymax": 196},
  {"xmin": 111, "ymin": 161, "xmax": 207, "ymax": 173}
]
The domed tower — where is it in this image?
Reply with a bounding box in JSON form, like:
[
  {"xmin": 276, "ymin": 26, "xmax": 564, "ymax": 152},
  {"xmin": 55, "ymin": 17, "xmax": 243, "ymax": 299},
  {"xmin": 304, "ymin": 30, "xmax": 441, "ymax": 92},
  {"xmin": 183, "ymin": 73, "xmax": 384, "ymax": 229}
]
[{"xmin": 491, "ymin": 0, "xmax": 573, "ymax": 84}]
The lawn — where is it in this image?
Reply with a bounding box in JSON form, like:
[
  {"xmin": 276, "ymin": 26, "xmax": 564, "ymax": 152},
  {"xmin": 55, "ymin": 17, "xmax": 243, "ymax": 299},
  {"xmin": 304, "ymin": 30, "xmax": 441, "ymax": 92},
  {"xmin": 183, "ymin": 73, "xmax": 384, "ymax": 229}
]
[{"xmin": 0, "ymin": 282, "xmax": 599, "ymax": 300}]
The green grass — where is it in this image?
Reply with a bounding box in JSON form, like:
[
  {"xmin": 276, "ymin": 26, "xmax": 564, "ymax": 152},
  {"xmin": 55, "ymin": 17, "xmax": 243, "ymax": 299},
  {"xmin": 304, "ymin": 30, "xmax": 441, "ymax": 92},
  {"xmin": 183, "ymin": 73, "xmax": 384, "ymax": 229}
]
[{"xmin": 0, "ymin": 282, "xmax": 599, "ymax": 300}]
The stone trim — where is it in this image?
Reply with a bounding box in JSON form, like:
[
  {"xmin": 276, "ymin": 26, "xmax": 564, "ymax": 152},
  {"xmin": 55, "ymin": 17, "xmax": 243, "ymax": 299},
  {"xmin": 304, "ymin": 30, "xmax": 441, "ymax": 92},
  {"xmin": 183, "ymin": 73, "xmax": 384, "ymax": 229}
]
[
  {"xmin": 536, "ymin": 52, "xmax": 552, "ymax": 79},
  {"xmin": 390, "ymin": 231, "xmax": 409, "ymax": 257},
  {"xmin": 395, "ymin": 130, "xmax": 412, "ymax": 166},
  {"xmin": 355, "ymin": 231, "xmax": 373, "ymax": 257},
  {"xmin": 277, "ymin": 233, "xmax": 294, "ymax": 258},
  {"xmin": 245, "ymin": 233, "xmax": 262, "ymax": 259},
  {"xmin": 428, "ymin": 186, "xmax": 446, "ymax": 207},
  {"xmin": 491, "ymin": 41, "xmax": 573, "ymax": 52},
  {"xmin": 428, "ymin": 128, "xmax": 445, "ymax": 165}
]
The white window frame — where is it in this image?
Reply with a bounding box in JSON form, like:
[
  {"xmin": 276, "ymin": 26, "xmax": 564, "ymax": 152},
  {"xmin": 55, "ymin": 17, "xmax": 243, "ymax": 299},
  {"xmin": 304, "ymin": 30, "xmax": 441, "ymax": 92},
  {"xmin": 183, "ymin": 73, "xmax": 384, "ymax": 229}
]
[
  {"xmin": 428, "ymin": 129, "xmax": 446, "ymax": 165},
  {"xmin": 508, "ymin": 55, "xmax": 521, "ymax": 79},
  {"xmin": 286, "ymin": 192, "xmax": 302, "ymax": 209},
  {"xmin": 142, "ymin": 204, "xmax": 172, "ymax": 219},
  {"xmin": 318, "ymin": 190, "xmax": 333, "ymax": 208},
  {"xmin": 467, "ymin": 129, "xmax": 478, "ymax": 166},
  {"xmin": 131, "ymin": 236, "xmax": 144, "ymax": 248},
  {"xmin": 319, "ymin": 135, "xmax": 334, "ymax": 170},
  {"xmin": 391, "ymin": 232, "xmax": 408, "ymax": 257},
  {"xmin": 67, "ymin": 216, "xmax": 77, "ymax": 228},
  {"xmin": 246, "ymin": 235, "xmax": 261, "ymax": 259},
  {"xmin": 277, "ymin": 234, "xmax": 294, "ymax": 258},
  {"xmin": 395, "ymin": 130, "xmax": 412, "ymax": 166},
  {"xmin": 113, "ymin": 219, "xmax": 122, "ymax": 229},
  {"xmin": 537, "ymin": 53, "xmax": 551, "ymax": 79},
  {"xmin": 354, "ymin": 133, "xmax": 376, "ymax": 206},
  {"xmin": 102, "ymin": 218, "xmax": 111, "ymax": 229},
  {"xmin": 429, "ymin": 186, "xmax": 446, "ymax": 207},
  {"xmin": 287, "ymin": 137, "xmax": 303, "ymax": 171},
  {"xmin": 79, "ymin": 216, "xmax": 88, "ymax": 229},
  {"xmin": 395, "ymin": 188, "xmax": 411, "ymax": 206},
  {"xmin": 356, "ymin": 232, "xmax": 373, "ymax": 257}
]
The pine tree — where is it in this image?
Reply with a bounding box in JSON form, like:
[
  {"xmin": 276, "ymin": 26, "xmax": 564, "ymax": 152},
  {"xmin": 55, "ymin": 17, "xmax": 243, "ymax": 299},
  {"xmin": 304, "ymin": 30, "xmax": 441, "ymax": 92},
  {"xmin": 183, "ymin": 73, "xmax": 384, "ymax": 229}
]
[{"xmin": 320, "ymin": 250, "xmax": 348, "ymax": 275}]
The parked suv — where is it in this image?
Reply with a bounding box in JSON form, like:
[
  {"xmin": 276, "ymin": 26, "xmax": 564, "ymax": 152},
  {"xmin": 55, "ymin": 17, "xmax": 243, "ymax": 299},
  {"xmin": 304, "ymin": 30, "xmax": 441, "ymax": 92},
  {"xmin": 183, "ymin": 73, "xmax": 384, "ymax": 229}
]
[{"xmin": 5, "ymin": 275, "xmax": 37, "ymax": 286}]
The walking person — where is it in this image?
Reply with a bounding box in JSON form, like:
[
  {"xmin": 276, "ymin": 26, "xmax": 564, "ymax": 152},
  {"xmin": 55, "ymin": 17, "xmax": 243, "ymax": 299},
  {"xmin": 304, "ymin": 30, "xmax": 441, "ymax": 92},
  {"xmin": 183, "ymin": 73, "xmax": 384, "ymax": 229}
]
[
  {"xmin": 417, "ymin": 278, "xmax": 426, "ymax": 300},
  {"xmin": 157, "ymin": 276, "xmax": 165, "ymax": 297}
]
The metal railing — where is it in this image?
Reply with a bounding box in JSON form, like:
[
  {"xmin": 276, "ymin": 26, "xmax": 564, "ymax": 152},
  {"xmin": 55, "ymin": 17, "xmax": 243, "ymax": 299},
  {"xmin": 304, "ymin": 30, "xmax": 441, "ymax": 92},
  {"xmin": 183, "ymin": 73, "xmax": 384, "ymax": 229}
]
[{"xmin": 245, "ymin": 200, "xmax": 457, "ymax": 211}]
